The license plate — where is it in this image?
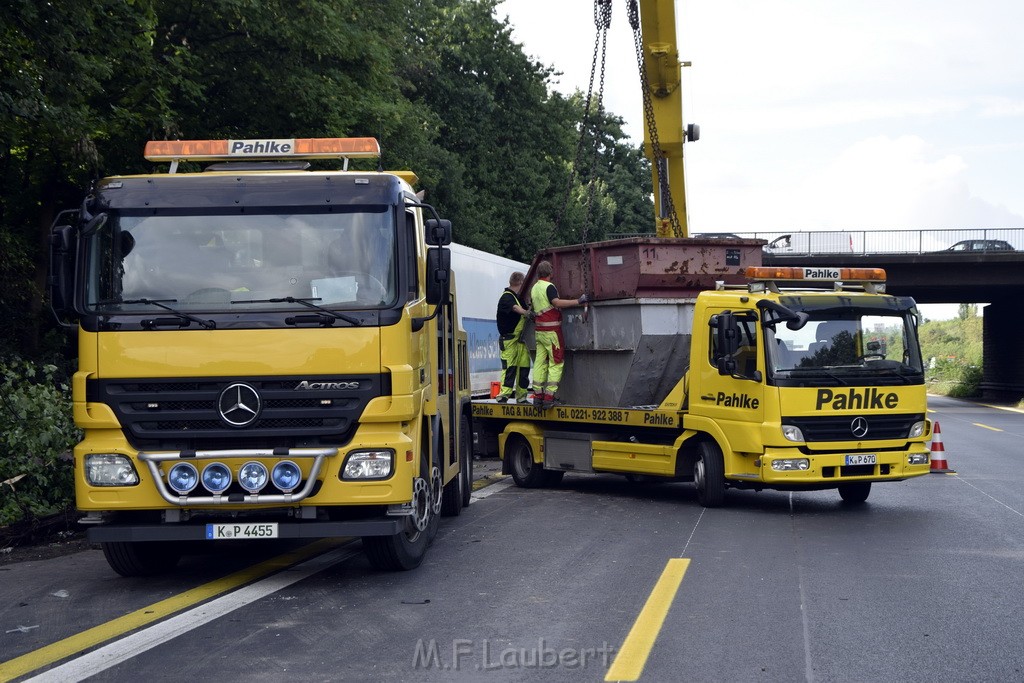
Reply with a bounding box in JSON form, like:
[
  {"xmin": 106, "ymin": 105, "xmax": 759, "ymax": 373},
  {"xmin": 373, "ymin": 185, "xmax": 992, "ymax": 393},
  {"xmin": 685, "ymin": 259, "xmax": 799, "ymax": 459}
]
[
  {"xmin": 845, "ymin": 454, "xmax": 876, "ymax": 466},
  {"xmin": 205, "ymin": 522, "xmax": 278, "ymax": 540}
]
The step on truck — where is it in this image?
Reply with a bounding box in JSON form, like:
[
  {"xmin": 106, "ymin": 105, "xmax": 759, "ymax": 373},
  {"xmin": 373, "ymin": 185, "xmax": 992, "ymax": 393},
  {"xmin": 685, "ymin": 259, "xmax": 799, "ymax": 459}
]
[
  {"xmin": 49, "ymin": 137, "xmax": 472, "ymax": 575},
  {"xmin": 471, "ymin": 240, "xmax": 931, "ymax": 506}
]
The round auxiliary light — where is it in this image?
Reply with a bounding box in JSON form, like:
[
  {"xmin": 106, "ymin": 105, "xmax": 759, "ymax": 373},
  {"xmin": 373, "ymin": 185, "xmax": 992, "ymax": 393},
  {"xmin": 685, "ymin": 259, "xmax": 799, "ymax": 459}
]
[
  {"xmin": 201, "ymin": 462, "xmax": 232, "ymax": 494},
  {"xmin": 271, "ymin": 460, "xmax": 302, "ymax": 493},
  {"xmin": 238, "ymin": 461, "xmax": 269, "ymax": 493},
  {"xmin": 167, "ymin": 462, "xmax": 199, "ymax": 494}
]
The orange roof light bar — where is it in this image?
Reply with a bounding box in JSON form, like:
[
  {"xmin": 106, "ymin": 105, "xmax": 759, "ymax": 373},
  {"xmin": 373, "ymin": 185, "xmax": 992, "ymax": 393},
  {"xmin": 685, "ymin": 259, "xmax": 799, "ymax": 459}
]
[
  {"xmin": 745, "ymin": 266, "xmax": 886, "ymax": 282},
  {"xmin": 144, "ymin": 137, "xmax": 381, "ymax": 162}
]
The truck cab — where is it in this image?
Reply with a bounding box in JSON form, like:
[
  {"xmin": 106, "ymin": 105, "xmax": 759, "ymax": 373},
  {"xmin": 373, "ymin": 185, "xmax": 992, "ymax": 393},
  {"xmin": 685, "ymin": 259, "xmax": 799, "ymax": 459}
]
[{"xmin": 684, "ymin": 266, "xmax": 930, "ymax": 504}]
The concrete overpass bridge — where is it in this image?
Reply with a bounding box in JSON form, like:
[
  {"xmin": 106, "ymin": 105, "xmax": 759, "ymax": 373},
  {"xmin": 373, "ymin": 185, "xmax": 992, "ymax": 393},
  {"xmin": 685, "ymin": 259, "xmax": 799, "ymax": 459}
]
[{"xmin": 743, "ymin": 228, "xmax": 1024, "ymax": 402}]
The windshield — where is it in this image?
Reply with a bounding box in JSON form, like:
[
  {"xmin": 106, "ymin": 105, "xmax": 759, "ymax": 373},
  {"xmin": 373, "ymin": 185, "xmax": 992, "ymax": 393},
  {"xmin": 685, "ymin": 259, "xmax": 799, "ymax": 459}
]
[
  {"xmin": 84, "ymin": 208, "xmax": 398, "ymax": 313},
  {"xmin": 765, "ymin": 298, "xmax": 924, "ymax": 386}
]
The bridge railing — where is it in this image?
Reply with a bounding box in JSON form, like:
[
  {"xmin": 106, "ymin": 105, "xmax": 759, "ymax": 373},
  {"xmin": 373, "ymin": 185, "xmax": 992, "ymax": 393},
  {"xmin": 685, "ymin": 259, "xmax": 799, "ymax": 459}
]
[{"xmin": 607, "ymin": 228, "xmax": 1024, "ymax": 254}]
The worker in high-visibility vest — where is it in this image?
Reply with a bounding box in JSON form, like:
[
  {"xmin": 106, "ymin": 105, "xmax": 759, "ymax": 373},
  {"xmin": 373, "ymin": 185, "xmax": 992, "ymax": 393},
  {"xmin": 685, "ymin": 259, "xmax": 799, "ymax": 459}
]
[
  {"xmin": 529, "ymin": 260, "xmax": 588, "ymax": 410},
  {"xmin": 494, "ymin": 271, "xmax": 532, "ymax": 404}
]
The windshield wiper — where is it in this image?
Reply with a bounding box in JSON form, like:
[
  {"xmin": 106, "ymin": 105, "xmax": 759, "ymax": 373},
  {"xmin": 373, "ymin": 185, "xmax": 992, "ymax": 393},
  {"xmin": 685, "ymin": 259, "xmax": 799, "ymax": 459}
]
[
  {"xmin": 787, "ymin": 367, "xmax": 849, "ymax": 385},
  {"xmin": 103, "ymin": 298, "xmax": 216, "ymax": 329},
  {"xmin": 868, "ymin": 366, "xmax": 915, "ymax": 384},
  {"xmin": 233, "ymin": 296, "xmax": 361, "ymax": 326}
]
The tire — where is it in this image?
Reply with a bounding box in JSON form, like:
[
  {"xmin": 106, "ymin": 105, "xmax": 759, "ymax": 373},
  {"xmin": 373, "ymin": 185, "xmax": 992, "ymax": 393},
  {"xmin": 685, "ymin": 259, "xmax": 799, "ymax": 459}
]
[
  {"xmin": 101, "ymin": 541, "xmax": 182, "ymax": 577},
  {"xmin": 838, "ymin": 482, "xmax": 871, "ymax": 504},
  {"xmin": 363, "ymin": 451, "xmax": 439, "ymax": 571},
  {"xmin": 694, "ymin": 441, "xmax": 726, "ymax": 507},
  {"xmin": 508, "ymin": 437, "xmax": 546, "ymax": 488}
]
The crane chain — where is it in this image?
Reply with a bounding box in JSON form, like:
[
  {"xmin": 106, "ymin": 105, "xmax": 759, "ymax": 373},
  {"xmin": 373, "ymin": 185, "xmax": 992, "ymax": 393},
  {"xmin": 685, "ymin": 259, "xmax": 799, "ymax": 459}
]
[
  {"xmin": 549, "ymin": 0, "xmax": 611, "ymax": 248},
  {"xmin": 545, "ymin": 0, "xmax": 611, "ymax": 299},
  {"xmin": 577, "ymin": 0, "xmax": 613, "ymax": 294},
  {"xmin": 628, "ymin": 0, "xmax": 683, "ymax": 238}
]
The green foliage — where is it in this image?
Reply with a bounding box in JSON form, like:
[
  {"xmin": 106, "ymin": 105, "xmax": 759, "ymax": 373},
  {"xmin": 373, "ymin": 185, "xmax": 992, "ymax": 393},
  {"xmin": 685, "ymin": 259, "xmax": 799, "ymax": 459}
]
[
  {"xmin": 2, "ymin": 0, "xmax": 654, "ymax": 358},
  {"xmin": 920, "ymin": 313, "xmax": 984, "ymax": 397},
  {"xmin": 0, "ymin": 359, "xmax": 80, "ymax": 527}
]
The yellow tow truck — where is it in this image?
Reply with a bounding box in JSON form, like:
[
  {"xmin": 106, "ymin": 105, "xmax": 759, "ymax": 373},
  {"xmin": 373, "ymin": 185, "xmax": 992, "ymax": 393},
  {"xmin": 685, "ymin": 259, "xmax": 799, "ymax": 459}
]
[
  {"xmin": 472, "ymin": 265, "xmax": 932, "ymax": 505},
  {"xmin": 49, "ymin": 137, "xmax": 472, "ymax": 575},
  {"xmin": 470, "ymin": 0, "xmax": 931, "ymax": 504}
]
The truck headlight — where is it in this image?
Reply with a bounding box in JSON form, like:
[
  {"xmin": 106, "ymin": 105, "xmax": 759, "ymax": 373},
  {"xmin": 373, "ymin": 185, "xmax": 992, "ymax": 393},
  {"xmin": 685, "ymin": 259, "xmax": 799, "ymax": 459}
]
[
  {"xmin": 167, "ymin": 462, "xmax": 199, "ymax": 494},
  {"xmin": 781, "ymin": 425, "xmax": 805, "ymax": 442},
  {"xmin": 771, "ymin": 458, "xmax": 810, "ymax": 471},
  {"xmin": 271, "ymin": 460, "xmax": 302, "ymax": 493},
  {"xmin": 909, "ymin": 421, "xmax": 926, "ymax": 438},
  {"xmin": 908, "ymin": 453, "xmax": 929, "ymax": 465},
  {"xmin": 85, "ymin": 454, "xmax": 139, "ymax": 486},
  {"xmin": 342, "ymin": 450, "xmax": 394, "ymax": 480},
  {"xmin": 238, "ymin": 461, "xmax": 269, "ymax": 493},
  {"xmin": 202, "ymin": 462, "xmax": 232, "ymax": 494}
]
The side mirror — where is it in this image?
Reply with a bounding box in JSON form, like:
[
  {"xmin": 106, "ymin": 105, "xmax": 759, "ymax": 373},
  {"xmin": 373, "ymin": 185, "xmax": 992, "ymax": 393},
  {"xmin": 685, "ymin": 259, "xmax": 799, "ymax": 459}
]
[
  {"xmin": 48, "ymin": 225, "xmax": 76, "ymax": 320},
  {"xmin": 709, "ymin": 311, "xmax": 739, "ymax": 376},
  {"xmin": 425, "ymin": 218, "xmax": 452, "ymax": 246},
  {"xmin": 425, "ymin": 246, "xmax": 451, "ymax": 306}
]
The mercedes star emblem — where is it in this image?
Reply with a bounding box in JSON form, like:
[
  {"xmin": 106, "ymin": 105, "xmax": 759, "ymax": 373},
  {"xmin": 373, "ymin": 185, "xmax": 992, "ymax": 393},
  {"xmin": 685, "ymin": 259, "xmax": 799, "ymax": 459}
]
[
  {"xmin": 219, "ymin": 383, "xmax": 262, "ymax": 427},
  {"xmin": 850, "ymin": 416, "xmax": 869, "ymax": 439}
]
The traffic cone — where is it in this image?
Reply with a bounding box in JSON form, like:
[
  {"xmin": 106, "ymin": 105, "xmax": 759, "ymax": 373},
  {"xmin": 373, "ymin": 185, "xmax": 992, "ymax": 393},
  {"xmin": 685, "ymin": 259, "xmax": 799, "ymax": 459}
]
[{"xmin": 929, "ymin": 421, "xmax": 955, "ymax": 473}]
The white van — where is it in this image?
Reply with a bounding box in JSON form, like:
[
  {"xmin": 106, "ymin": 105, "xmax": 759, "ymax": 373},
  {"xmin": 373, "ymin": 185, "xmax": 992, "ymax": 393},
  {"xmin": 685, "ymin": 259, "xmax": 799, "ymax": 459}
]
[{"xmin": 764, "ymin": 232, "xmax": 856, "ymax": 255}]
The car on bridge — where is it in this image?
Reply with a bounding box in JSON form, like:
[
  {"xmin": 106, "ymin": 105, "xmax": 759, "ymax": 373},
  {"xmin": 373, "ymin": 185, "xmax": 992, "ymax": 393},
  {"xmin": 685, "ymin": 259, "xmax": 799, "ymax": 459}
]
[{"xmin": 944, "ymin": 239, "xmax": 1015, "ymax": 252}]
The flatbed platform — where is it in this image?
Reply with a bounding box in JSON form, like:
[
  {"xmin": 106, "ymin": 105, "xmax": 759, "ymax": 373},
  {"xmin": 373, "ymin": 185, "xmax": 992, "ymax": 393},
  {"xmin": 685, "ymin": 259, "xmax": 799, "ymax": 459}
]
[{"xmin": 469, "ymin": 399, "xmax": 680, "ymax": 429}]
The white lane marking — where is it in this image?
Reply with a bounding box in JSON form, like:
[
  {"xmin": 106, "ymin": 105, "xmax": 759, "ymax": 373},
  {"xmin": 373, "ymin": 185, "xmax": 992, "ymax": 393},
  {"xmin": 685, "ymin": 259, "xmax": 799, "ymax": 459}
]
[
  {"xmin": 470, "ymin": 478, "xmax": 515, "ymax": 500},
  {"xmin": 26, "ymin": 545, "xmax": 360, "ymax": 683},
  {"xmin": 955, "ymin": 477, "xmax": 1024, "ymax": 518}
]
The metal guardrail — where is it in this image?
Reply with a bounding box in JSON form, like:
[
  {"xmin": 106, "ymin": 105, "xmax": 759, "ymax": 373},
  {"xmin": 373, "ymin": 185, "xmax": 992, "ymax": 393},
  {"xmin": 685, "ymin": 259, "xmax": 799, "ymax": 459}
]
[{"xmin": 606, "ymin": 228, "xmax": 1024, "ymax": 255}]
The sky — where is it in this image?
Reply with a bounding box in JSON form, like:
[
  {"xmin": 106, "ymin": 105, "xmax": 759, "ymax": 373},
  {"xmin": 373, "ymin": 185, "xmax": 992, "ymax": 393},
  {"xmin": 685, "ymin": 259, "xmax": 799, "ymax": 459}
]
[{"xmin": 496, "ymin": 0, "xmax": 1024, "ymax": 319}]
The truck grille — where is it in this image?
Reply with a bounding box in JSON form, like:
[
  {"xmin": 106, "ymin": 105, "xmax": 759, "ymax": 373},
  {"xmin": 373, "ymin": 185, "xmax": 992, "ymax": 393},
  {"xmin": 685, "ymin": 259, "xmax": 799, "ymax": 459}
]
[
  {"xmin": 87, "ymin": 375, "xmax": 389, "ymax": 450},
  {"xmin": 783, "ymin": 413, "xmax": 924, "ymax": 442}
]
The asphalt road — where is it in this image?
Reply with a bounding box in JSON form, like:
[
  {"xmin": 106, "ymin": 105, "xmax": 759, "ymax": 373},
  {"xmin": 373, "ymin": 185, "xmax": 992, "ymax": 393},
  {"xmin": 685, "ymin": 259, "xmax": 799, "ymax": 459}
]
[{"xmin": 2, "ymin": 394, "xmax": 1023, "ymax": 682}]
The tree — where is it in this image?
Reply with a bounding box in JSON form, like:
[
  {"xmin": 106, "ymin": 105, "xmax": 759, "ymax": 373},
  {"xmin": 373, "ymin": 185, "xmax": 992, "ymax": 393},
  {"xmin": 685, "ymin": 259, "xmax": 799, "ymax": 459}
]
[
  {"xmin": 1, "ymin": 0, "xmax": 168, "ymax": 356},
  {"xmin": 1, "ymin": 0, "xmax": 659, "ymax": 357}
]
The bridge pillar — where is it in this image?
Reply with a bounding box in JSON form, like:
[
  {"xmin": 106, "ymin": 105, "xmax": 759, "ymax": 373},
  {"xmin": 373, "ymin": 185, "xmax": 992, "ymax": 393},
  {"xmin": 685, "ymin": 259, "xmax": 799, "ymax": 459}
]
[{"xmin": 981, "ymin": 302, "xmax": 1024, "ymax": 402}]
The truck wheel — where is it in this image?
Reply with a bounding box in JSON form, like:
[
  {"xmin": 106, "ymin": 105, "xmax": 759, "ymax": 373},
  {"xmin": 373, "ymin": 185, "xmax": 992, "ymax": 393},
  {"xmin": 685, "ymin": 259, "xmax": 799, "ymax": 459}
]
[
  {"xmin": 508, "ymin": 438, "xmax": 546, "ymax": 488},
  {"xmin": 101, "ymin": 541, "xmax": 182, "ymax": 577},
  {"xmin": 363, "ymin": 473, "xmax": 438, "ymax": 571},
  {"xmin": 694, "ymin": 441, "xmax": 726, "ymax": 507},
  {"xmin": 364, "ymin": 449, "xmax": 440, "ymax": 571},
  {"xmin": 838, "ymin": 482, "xmax": 871, "ymax": 504}
]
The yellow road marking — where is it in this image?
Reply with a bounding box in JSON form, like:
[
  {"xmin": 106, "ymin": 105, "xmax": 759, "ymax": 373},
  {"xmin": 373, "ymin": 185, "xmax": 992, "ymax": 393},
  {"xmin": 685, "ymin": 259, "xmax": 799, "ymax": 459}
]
[
  {"xmin": 973, "ymin": 422, "xmax": 1003, "ymax": 432},
  {"xmin": 0, "ymin": 538, "xmax": 344, "ymax": 682},
  {"xmin": 605, "ymin": 558, "xmax": 690, "ymax": 681}
]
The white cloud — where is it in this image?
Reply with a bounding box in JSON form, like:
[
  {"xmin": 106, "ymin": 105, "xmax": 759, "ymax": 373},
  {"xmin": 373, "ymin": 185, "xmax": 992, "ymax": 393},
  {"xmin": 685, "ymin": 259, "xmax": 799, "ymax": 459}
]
[{"xmin": 499, "ymin": 0, "xmax": 1024, "ymax": 231}]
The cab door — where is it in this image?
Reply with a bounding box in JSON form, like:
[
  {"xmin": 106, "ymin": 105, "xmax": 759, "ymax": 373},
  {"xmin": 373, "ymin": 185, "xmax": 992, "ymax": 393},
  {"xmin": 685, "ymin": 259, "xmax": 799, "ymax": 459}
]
[{"xmin": 695, "ymin": 308, "xmax": 766, "ymax": 454}]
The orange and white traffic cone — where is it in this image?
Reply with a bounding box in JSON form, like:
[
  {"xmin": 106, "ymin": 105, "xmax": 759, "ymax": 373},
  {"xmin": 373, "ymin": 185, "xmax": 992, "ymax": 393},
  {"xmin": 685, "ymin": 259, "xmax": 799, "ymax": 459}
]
[{"xmin": 929, "ymin": 421, "xmax": 955, "ymax": 474}]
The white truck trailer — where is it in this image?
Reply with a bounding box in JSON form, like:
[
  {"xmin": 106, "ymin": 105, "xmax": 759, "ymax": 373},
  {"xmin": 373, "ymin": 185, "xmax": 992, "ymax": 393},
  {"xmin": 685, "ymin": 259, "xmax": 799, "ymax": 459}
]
[{"xmin": 449, "ymin": 243, "xmax": 529, "ymax": 395}]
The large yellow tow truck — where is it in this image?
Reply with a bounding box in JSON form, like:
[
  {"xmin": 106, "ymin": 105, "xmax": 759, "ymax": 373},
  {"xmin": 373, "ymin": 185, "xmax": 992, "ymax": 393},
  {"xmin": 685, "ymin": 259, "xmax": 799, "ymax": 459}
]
[{"xmin": 49, "ymin": 137, "xmax": 471, "ymax": 575}]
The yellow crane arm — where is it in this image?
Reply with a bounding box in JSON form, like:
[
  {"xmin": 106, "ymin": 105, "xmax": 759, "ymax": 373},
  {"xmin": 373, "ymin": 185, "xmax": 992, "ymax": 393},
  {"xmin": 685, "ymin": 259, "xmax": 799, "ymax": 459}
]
[{"xmin": 637, "ymin": 0, "xmax": 695, "ymax": 237}]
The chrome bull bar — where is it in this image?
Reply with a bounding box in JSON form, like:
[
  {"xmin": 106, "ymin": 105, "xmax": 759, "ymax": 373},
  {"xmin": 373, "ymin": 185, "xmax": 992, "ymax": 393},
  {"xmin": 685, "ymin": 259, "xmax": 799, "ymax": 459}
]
[{"xmin": 138, "ymin": 447, "xmax": 336, "ymax": 506}]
